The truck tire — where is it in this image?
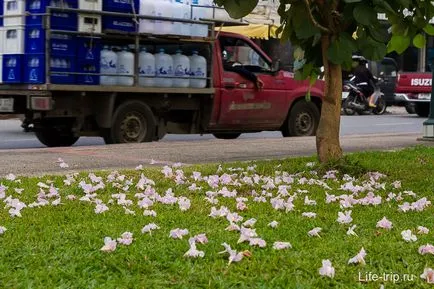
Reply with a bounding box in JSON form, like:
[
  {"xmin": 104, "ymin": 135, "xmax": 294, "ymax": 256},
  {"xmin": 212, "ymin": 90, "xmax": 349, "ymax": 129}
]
[
  {"xmin": 405, "ymin": 103, "xmax": 416, "ymax": 114},
  {"xmin": 282, "ymin": 100, "xmax": 320, "ymax": 137},
  {"xmin": 213, "ymin": 133, "xmax": 241, "ymax": 139},
  {"xmin": 105, "ymin": 101, "xmax": 156, "ymax": 144},
  {"xmin": 34, "ymin": 121, "xmax": 79, "ymax": 147},
  {"xmin": 415, "ymin": 103, "xmax": 430, "ymax": 117}
]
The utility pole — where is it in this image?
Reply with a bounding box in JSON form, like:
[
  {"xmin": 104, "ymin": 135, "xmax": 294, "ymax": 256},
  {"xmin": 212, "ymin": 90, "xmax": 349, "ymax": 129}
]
[{"xmin": 421, "ymin": 58, "xmax": 434, "ymax": 139}]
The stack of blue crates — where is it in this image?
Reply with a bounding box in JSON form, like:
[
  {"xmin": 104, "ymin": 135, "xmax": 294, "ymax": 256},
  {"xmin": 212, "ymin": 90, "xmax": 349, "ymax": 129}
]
[
  {"xmin": 102, "ymin": 0, "xmax": 139, "ymax": 32},
  {"xmin": 76, "ymin": 37, "xmax": 101, "ymax": 85},
  {"xmin": 24, "ymin": 0, "xmax": 78, "ymax": 84}
]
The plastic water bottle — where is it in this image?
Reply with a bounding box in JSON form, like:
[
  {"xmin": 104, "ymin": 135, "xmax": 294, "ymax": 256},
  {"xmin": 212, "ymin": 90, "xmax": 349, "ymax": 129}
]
[
  {"xmin": 173, "ymin": 0, "xmax": 191, "ymax": 36},
  {"xmin": 172, "ymin": 50, "xmax": 190, "ymax": 88},
  {"xmin": 100, "ymin": 45, "xmax": 118, "ymax": 86},
  {"xmin": 191, "ymin": 0, "xmax": 208, "ymax": 37},
  {"xmin": 155, "ymin": 0, "xmax": 174, "ymax": 35},
  {"xmin": 138, "ymin": 47, "xmax": 156, "ymax": 87},
  {"xmin": 190, "ymin": 51, "xmax": 207, "ymax": 88},
  {"xmin": 155, "ymin": 48, "xmax": 173, "ymax": 87},
  {"xmin": 139, "ymin": 0, "xmax": 155, "ymax": 34},
  {"xmin": 117, "ymin": 47, "xmax": 134, "ymax": 86}
]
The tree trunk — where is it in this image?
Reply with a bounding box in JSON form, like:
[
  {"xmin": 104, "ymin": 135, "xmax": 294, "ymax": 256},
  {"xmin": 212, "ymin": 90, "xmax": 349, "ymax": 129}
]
[{"xmin": 316, "ymin": 35, "xmax": 344, "ymax": 163}]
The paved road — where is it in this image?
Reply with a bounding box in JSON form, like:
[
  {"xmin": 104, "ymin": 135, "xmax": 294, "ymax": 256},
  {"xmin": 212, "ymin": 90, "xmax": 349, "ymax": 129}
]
[
  {"xmin": 0, "ymin": 107, "xmax": 432, "ymax": 176},
  {"xmin": 0, "ymin": 108, "xmax": 426, "ymax": 149}
]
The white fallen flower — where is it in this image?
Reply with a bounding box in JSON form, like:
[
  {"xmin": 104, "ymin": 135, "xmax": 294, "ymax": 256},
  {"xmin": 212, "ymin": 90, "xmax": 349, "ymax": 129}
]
[
  {"xmin": 304, "ymin": 196, "xmax": 317, "ymax": 206},
  {"xmin": 143, "ymin": 210, "xmax": 157, "ymax": 217},
  {"xmin": 100, "ymin": 237, "xmax": 117, "ymax": 252},
  {"xmin": 337, "ymin": 210, "xmax": 353, "ymax": 224},
  {"xmin": 401, "ymin": 230, "xmax": 417, "ymax": 242},
  {"xmin": 302, "ymin": 212, "xmax": 317, "ymax": 219},
  {"xmin": 268, "ymin": 221, "xmax": 279, "ymax": 228},
  {"xmin": 184, "ymin": 238, "xmax": 205, "ymax": 258},
  {"xmin": 242, "ymin": 218, "xmax": 257, "ymax": 228},
  {"xmin": 117, "ymin": 232, "xmax": 134, "ymax": 245},
  {"xmin": 420, "ymin": 268, "xmax": 434, "ymax": 284},
  {"xmin": 169, "ymin": 228, "xmax": 189, "ymax": 239},
  {"xmin": 348, "ymin": 247, "xmax": 366, "ymax": 265},
  {"xmin": 273, "ymin": 241, "xmax": 292, "ymax": 250},
  {"xmin": 194, "ymin": 234, "xmax": 208, "ymax": 244},
  {"xmin": 417, "ymin": 226, "xmax": 430, "ymax": 235},
  {"xmin": 0, "ymin": 226, "xmax": 6, "ymax": 234},
  {"xmin": 249, "ymin": 238, "xmax": 266, "ymax": 248},
  {"xmin": 319, "ymin": 259, "xmax": 335, "ymax": 278},
  {"xmin": 347, "ymin": 225, "xmax": 358, "ymax": 237},
  {"xmin": 219, "ymin": 242, "xmax": 244, "ymax": 265},
  {"xmin": 225, "ymin": 223, "xmax": 241, "ymax": 232},
  {"xmin": 5, "ymin": 173, "xmax": 16, "ymax": 181},
  {"xmin": 418, "ymin": 244, "xmax": 434, "ymax": 255},
  {"xmin": 141, "ymin": 223, "xmax": 160, "ymax": 234},
  {"xmin": 308, "ymin": 227, "xmax": 322, "ymax": 237},
  {"xmin": 376, "ymin": 217, "xmax": 393, "ymax": 230}
]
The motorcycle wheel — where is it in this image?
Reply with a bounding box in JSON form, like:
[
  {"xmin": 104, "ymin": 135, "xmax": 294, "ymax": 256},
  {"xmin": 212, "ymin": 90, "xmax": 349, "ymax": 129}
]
[
  {"xmin": 372, "ymin": 97, "xmax": 387, "ymax": 115},
  {"xmin": 343, "ymin": 97, "xmax": 356, "ymax": 116}
]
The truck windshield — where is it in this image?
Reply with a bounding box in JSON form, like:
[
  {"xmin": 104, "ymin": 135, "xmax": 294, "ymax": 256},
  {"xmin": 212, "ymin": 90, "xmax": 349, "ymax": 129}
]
[{"xmin": 219, "ymin": 37, "xmax": 271, "ymax": 73}]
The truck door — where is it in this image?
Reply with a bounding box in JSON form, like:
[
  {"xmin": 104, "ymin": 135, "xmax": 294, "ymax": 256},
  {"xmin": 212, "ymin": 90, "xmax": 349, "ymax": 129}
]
[{"xmin": 217, "ymin": 36, "xmax": 287, "ymax": 127}]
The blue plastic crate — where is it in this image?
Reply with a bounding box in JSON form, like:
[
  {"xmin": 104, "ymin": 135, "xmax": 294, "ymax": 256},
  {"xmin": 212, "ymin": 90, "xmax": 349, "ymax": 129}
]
[
  {"xmin": 102, "ymin": 15, "xmax": 136, "ymax": 32},
  {"xmin": 24, "ymin": 54, "xmax": 76, "ymax": 84},
  {"xmin": 102, "ymin": 0, "xmax": 139, "ymax": 13},
  {"xmin": 77, "ymin": 37, "xmax": 101, "ymax": 61},
  {"xmin": 2, "ymin": 54, "xmax": 23, "ymax": 83},
  {"xmin": 76, "ymin": 60, "xmax": 100, "ymax": 85},
  {"xmin": 26, "ymin": 11, "xmax": 78, "ymax": 31},
  {"xmin": 26, "ymin": 0, "xmax": 78, "ymax": 13},
  {"xmin": 25, "ymin": 27, "xmax": 77, "ymax": 55}
]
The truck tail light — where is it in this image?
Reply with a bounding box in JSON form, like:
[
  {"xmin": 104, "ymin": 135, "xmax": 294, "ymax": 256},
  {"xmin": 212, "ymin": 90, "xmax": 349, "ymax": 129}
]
[{"xmin": 31, "ymin": 96, "xmax": 52, "ymax": 111}]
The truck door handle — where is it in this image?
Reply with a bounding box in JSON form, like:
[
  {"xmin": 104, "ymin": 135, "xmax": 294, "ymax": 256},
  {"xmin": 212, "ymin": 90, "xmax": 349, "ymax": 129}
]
[{"xmin": 224, "ymin": 82, "xmax": 237, "ymax": 89}]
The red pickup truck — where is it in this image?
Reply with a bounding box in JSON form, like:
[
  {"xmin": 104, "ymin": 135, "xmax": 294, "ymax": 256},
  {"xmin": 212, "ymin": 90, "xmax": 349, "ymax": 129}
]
[
  {"xmin": 394, "ymin": 72, "xmax": 432, "ymax": 117},
  {"xmin": 0, "ymin": 25, "xmax": 324, "ymax": 147}
]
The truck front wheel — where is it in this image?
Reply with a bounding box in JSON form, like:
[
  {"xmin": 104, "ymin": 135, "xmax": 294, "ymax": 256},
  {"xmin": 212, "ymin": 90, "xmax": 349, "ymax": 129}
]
[
  {"xmin": 282, "ymin": 100, "xmax": 320, "ymax": 137},
  {"xmin": 105, "ymin": 101, "xmax": 156, "ymax": 144},
  {"xmin": 213, "ymin": 133, "xmax": 241, "ymax": 139},
  {"xmin": 415, "ymin": 103, "xmax": 430, "ymax": 117},
  {"xmin": 34, "ymin": 119, "xmax": 79, "ymax": 147}
]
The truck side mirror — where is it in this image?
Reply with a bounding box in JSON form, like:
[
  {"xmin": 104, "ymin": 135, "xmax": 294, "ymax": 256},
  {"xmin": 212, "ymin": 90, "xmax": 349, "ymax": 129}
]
[{"xmin": 272, "ymin": 59, "xmax": 281, "ymax": 72}]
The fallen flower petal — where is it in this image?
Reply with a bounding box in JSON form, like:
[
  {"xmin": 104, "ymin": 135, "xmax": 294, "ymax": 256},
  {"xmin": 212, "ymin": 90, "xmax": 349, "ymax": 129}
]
[
  {"xmin": 420, "ymin": 268, "xmax": 434, "ymax": 284},
  {"xmin": 347, "ymin": 225, "xmax": 358, "ymax": 237},
  {"xmin": 319, "ymin": 259, "xmax": 335, "ymax": 278},
  {"xmin": 0, "ymin": 226, "xmax": 6, "ymax": 234},
  {"xmin": 100, "ymin": 237, "xmax": 117, "ymax": 252},
  {"xmin": 376, "ymin": 217, "xmax": 393, "ymax": 230},
  {"xmin": 418, "ymin": 244, "xmax": 434, "ymax": 255},
  {"xmin": 401, "ymin": 230, "xmax": 417, "ymax": 242},
  {"xmin": 273, "ymin": 242, "xmax": 292, "ymax": 250},
  {"xmin": 268, "ymin": 220, "xmax": 279, "ymax": 228},
  {"xmin": 308, "ymin": 227, "xmax": 322, "ymax": 238},
  {"xmin": 417, "ymin": 226, "xmax": 429, "ymax": 235},
  {"xmin": 348, "ymin": 247, "xmax": 366, "ymax": 265},
  {"xmin": 169, "ymin": 228, "xmax": 189, "ymax": 239}
]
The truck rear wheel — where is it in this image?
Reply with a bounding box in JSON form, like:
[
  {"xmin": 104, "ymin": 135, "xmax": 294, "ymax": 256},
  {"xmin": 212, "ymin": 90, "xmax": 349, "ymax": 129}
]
[
  {"xmin": 213, "ymin": 133, "xmax": 241, "ymax": 139},
  {"xmin": 282, "ymin": 100, "xmax": 320, "ymax": 137},
  {"xmin": 34, "ymin": 119, "xmax": 79, "ymax": 147},
  {"xmin": 415, "ymin": 103, "xmax": 430, "ymax": 117},
  {"xmin": 105, "ymin": 101, "xmax": 156, "ymax": 144}
]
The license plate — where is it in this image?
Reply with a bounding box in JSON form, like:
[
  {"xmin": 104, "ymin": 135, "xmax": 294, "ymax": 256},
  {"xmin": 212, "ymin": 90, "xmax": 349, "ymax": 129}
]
[
  {"xmin": 0, "ymin": 98, "xmax": 14, "ymax": 112},
  {"xmin": 418, "ymin": 93, "xmax": 431, "ymax": 100},
  {"xmin": 342, "ymin": 92, "xmax": 349, "ymax": 99}
]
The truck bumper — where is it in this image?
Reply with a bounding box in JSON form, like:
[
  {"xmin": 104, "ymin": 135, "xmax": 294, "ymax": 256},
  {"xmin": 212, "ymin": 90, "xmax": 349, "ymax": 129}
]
[{"xmin": 394, "ymin": 93, "xmax": 431, "ymax": 103}]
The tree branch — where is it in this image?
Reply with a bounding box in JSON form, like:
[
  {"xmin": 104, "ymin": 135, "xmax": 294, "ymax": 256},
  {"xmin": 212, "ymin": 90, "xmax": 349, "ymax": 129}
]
[{"xmin": 304, "ymin": 0, "xmax": 331, "ymax": 34}]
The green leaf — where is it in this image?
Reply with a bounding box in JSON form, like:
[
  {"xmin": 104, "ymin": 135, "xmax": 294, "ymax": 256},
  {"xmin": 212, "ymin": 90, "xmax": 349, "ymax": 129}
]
[
  {"xmin": 357, "ymin": 37, "xmax": 387, "ymax": 61},
  {"xmin": 423, "ymin": 24, "xmax": 434, "ymax": 36},
  {"xmin": 353, "ymin": 4, "xmax": 377, "ymax": 26},
  {"xmin": 343, "ymin": 0, "xmax": 362, "ymax": 2},
  {"xmin": 387, "ymin": 35, "xmax": 411, "ymax": 54},
  {"xmin": 413, "ymin": 33, "xmax": 426, "ymax": 48},
  {"xmin": 291, "ymin": 3, "xmax": 320, "ymax": 39},
  {"xmin": 327, "ymin": 34, "xmax": 356, "ymax": 65},
  {"xmin": 216, "ymin": 0, "xmax": 258, "ymax": 19}
]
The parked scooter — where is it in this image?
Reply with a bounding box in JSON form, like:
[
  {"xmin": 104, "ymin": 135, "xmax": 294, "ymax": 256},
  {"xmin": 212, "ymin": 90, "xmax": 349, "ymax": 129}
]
[{"xmin": 342, "ymin": 78, "xmax": 387, "ymax": 115}]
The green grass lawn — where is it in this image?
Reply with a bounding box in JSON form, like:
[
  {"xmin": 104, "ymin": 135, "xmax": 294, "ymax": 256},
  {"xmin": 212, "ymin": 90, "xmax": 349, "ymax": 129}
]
[{"xmin": 1, "ymin": 146, "xmax": 434, "ymax": 288}]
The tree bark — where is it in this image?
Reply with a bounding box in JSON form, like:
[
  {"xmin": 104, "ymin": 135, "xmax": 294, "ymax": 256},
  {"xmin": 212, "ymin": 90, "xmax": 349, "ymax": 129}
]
[{"xmin": 316, "ymin": 35, "xmax": 343, "ymax": 163}]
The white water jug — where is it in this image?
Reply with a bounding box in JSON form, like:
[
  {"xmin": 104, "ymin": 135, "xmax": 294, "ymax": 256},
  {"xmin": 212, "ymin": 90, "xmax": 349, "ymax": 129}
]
[
  {"xmin": 213, "ymin": 3, "xmax": 232, "ymax": 21},
  {"xmin": 173, "ymin": 0, "xmax": 191, "ymax": 36},
  {"xmin": 190, "ymin": 51, "xmax": 207, "ymax": 88},
  {"xmin": 172, "ymin": 50, "xmax": 190, "ymax": 88},
  {"xmin": 139, "ymin": 0, "xmax": 156, "ymax": 34},
  {"xmin": 155, "ymin": 49, "xmax": 174, "ymax": 87},
  {"xmin": 100, "ymin": 45, "xmax": 118, "ymax": 86},
  {"xmin": 190, "ymin": 0, "xmax": 209, "ymax": 37},
  {"xmin": 139, "ymin": 47, "xmax": 156, "ymax": 87},
  {"xmin": 155, "ymin": 0, "xmax": 174, "ymax": 35},
  {"xmin": 117, "ymin": 47, "xmax": 134, "ymax": 86}
]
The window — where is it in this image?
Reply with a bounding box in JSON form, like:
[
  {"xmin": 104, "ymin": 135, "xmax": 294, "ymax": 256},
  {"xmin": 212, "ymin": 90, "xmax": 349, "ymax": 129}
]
[{"xmin": 220, "ymin": 37, "xmax": 271, "ymax": 72}]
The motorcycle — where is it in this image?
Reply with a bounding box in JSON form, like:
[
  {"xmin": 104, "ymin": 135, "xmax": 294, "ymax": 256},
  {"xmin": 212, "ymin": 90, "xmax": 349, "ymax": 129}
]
[{"xmin": 342, "ymin": 78, "xmax": 387, "ymax": 115}]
